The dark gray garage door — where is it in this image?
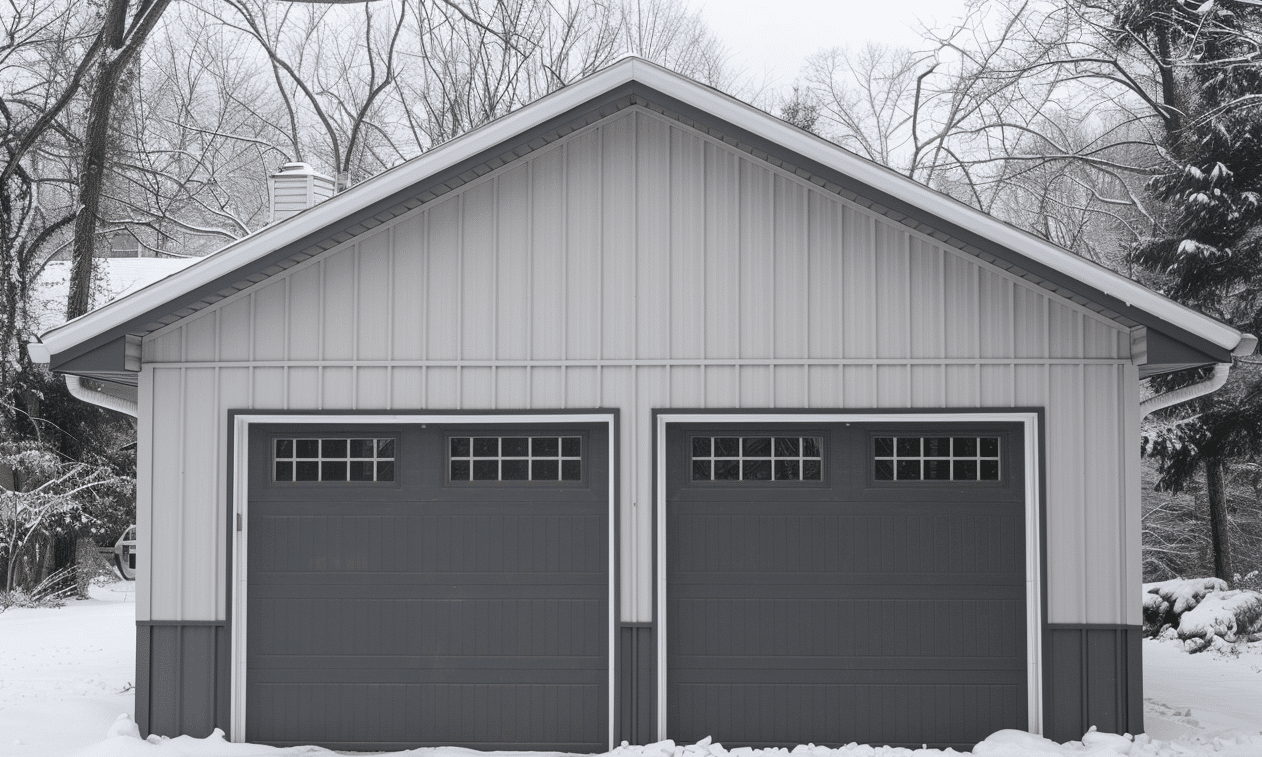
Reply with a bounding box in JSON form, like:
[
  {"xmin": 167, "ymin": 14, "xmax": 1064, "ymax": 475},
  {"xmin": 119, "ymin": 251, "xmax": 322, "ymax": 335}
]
[
  {"xmin": 666, "ymin": 422, "xmax": 1026, "ymax": 749},
  {"xmin": 246, "ymin": 422, "xmax": 608, "ymax": 752}
]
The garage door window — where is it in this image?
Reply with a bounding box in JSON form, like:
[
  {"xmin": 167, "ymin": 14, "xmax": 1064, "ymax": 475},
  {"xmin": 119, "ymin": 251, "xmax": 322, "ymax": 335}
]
[
  {"xmin": 691, "ymin": 436, "xmax": 823, "ymax": 481},
  {"xmin": 873, "ymin": 436, "xmax": 1000, "ymax": 481},
  {"xmin": 449, "ymin": 436, "xmax": 582, "ymax": 482},
  {"xmin": 273, "ymin": 438, "xmax": 395, "ymax": 482}
]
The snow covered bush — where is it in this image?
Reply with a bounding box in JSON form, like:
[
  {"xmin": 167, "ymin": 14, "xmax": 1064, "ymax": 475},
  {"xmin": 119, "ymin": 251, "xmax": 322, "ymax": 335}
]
[
  {"xmin": 1177, "ymin": 590, "xmax": 1262, "ymax": 644},
  {"xmin": 1142, "ymin": 577, "xmax": 1262, "ymax": 646},
  {"xmin": 1142, "ymin": 577, "xmax": 1229, "ymax": 633}
]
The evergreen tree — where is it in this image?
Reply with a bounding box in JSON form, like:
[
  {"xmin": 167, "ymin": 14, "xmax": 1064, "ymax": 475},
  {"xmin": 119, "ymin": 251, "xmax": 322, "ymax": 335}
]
[{"xmin": 1126, "ymin": 0, "xmax": 1262, "ymax": 583}]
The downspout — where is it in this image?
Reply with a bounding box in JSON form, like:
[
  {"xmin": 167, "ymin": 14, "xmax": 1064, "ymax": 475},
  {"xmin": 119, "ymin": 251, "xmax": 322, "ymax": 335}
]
[
  {"xmin": 1140, "ymin": 334, "xmax": 1258, "ymax": 419},
  {"xmin": 64, "ymin": 374, "xmax": 138, "ymax": 418}
]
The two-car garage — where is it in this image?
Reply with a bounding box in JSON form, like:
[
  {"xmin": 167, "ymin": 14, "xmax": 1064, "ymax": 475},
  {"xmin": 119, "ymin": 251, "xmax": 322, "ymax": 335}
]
[{"xmin": 236, "ymin": 415, "xmax": 1032, "ymax": 751}]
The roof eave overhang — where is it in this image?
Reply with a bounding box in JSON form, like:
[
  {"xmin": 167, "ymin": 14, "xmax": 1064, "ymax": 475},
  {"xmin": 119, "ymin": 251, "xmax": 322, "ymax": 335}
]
[{"xmin": 37, "ymin": 58, "xmax": 1244, "ymax": 373}]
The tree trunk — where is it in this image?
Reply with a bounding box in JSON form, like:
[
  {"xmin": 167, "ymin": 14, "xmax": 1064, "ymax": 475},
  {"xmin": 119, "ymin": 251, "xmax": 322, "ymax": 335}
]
[
  {"xmin": 66, "ymin": 0, "xmax": 174, "ymax": 320},
  {"xmin": 1205, "ymin": 457, "xmax": 1233, "ymax": 584}
]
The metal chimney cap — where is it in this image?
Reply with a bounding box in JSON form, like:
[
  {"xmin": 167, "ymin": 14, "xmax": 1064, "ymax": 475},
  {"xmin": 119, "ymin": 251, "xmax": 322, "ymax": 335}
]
[{"xmin": 272, "ymin": 161, "xmax": 317, "ymax": 176}]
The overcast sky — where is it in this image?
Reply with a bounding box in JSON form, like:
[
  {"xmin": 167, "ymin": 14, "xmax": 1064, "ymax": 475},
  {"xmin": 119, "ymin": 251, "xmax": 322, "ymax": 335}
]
[{"xmin": 689, "ymin": 0, "xmax": 972, "ymax": 88}]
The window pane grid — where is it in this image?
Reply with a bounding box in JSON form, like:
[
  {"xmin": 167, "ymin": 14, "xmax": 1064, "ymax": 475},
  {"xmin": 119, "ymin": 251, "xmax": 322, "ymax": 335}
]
[
  {"xmin": 873, "ymin": 436, "xmax": 1000, "ymax": 481},
  {"xmin": 450, "ymin": 437, "xmax": 582, "ymax": 482},
  {"xmin": 274, "ymin": 438, "xmax": 395, "ymax": 482},
  {"xmin": 691, "ymin": 436, "xmax": 823, "ymax": 481}
]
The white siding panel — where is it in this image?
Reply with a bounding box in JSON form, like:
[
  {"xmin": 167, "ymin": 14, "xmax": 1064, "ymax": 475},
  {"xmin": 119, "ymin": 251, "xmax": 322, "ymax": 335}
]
[
  {"xmin": 184, "ymin": 314, "xmax": 216, "ymax": 363},
  {"xmin": 704, "ymin": 141, "xmax": 740, "ymax": 359},
  {"xmin": 427, "ymin": 366, "xmax": 459, "ymax": 408},
  {"xmin": 808, "ymin": 194, "xmax": 844, "ymax": 359},
  {"xmin": 496, "ymin": 166, "xmax": 531, "ymax": 361},
  {"xmin": 391, "ymin": 366, "xmax": 424, "ymax": 408},
  {"xmin": 356, "ymin": 366, "xmax": 389, "ymax": 410},
  {"xmin": 149, "ymin": 368, "xmax": 184, "ymax": 619},
  {"xmin": 321, "ymin": 367, "xmax": 354, "ymax": 409},
  {"xmin": 602, "ymin": 116, "xmax": 637, "ymax": 361},
  {"xmin": 1083, "ymin": 364, "xmax": 1123, "ymax": 623},
  {"xmin": 495, "ymin": 366, "xmax": 529, "ymax": 408},
  {"xmin": 287, "ymin": 367, "xmax": 320, "ymax": 407},
  {"xmin": 392, "ymin": 214, "xmax": 426, "ymax": 361},
  {"xmin": 637, "ymin": 112, "xmax": 671, "ymax": 361},
  {"xmin": 1047, "ymin": 364, "xmax": 1087, "ymax": 621},
  {"xmin": 252, "ymin": 367, "xmax": 286, "ymax": 409},
  {"xmin": 322, "ymin": 252, "xmax": 355, "ymax": 361},
  {"xmin": 288, "ymin": 264, "xmax": 322, "ymax": 361},
  {"xmin": 181, "ymin": 368, "xmax": 220, "ymax": 620},
  {"xmin": 565, "ymin": 366, "xmax": 601, "ymax": 407},
  {"xmin": 426, "ymin": 197, "xmax": 461, "ymax": 360},
  {"xmin": 146, "ymin": 327, "xmax": 183, "ymax": 363},
  {"xmin": 670, "ymin": 129, "xmax": 705, "ymax": 359},
  {"xmin": 461, "ymin": 181, "xmax": 496, "ymax": 361},
  {"xmin": 774, "ymin": 178, "xmax": 809, "ymax": 360},
  {"xmin": 147, "ymin": 107, "xmax": 1140, "ymax": 626},
  {"xmin": 739, "ymin": 162, "xmax": 774, "ymax": 360},
  {"xmin": 531, "ymin": 147, "xmax": 566, "ymax": 362},
  {"xmin": 530, "ymin": 366, "xmax": 564, "ymax": 408},
  {"xmin": 356, "ymin": 229, "xmax": 392, "ymax": 361},
  {"xmin": 565, "ymin": 131, "xmax": 602, "ymax": 360}
]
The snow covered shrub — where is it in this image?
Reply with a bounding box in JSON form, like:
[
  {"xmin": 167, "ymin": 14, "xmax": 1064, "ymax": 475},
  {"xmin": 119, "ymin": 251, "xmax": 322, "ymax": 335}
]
[
  {"xmin": 1142, "ymin": 577, "xmax": 1229, "ymax": 635},
  {"xmin": 1177, "ymin": 590, "xmax": 1262, "ymax": 644},
  {"xmin": 0, "ymin": 565, "xmax": 75, "ymax": 611}
]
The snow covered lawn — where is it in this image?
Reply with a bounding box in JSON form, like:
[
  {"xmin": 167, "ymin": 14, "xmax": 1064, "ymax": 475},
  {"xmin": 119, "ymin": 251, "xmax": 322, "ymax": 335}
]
[
  {"xmin": 0, "ymin": 581, "xmax": 136, "ymax": 757},
  {"xmin": 2, "ymin": 582, "xmax": 1259, "ymax": 756}
]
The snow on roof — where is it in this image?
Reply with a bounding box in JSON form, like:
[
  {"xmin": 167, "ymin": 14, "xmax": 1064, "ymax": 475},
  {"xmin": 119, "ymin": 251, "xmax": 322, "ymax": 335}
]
[{"xmin": 32, "ymin": 258, "xmax": 200, "ymax": 333}]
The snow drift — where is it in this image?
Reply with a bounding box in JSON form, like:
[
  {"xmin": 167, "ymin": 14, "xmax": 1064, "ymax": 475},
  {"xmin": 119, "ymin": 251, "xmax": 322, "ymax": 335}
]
[{"xmin": 67, "ymin": 719, "xmax": 1261, "ymax": 757}]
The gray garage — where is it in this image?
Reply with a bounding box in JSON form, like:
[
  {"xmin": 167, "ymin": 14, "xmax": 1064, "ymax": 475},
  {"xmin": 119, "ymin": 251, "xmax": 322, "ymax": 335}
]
[{"xmin": 30, "ymin": 58, "xmax": 1253, "ymax": 749}]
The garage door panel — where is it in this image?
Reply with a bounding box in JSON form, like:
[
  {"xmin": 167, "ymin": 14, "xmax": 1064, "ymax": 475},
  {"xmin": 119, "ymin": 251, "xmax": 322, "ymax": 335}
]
[
  {"xmin": 246, "ymin": 423, "xmax": 609, "ymax": 751},
  {"xmin": 669, "ymin": 513, "xmax": 1023, "ymax": 574},
  {"xmin": 671, "ymin": 682, "xmax": 1026, "ymax": 749},
  {"xmin": 666, "ymin": 423, "xmax": 1026, "ymax": 748},
  {"xmin": 249, "ymin": 682, "xmax": 605, "ymax": 750},
  {"xmin": 251, "ymin": 513, "xmax": 605, "ymax": 573}
]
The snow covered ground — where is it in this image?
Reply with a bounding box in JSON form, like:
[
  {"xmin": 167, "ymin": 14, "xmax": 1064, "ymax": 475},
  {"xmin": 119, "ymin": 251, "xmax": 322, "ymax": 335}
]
[{"xmin": 1, "ymin": 582, "xmax": 1259, "ymax": 757}]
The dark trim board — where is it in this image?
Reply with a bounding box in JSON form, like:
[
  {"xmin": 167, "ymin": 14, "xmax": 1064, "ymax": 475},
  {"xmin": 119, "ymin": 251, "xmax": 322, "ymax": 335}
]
[
  {"xmin": 1044, "ymin": 625, "xmax": 1144, "ymax": 741},
  {"xmin": 136, "ymin": 622, "xmax": 230, "ymax": 739}
]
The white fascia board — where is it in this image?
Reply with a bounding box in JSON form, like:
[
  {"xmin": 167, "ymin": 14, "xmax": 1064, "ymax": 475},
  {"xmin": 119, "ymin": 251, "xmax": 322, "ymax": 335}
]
[{"xmin": 37, "ymin": 57, "xmax": 1243, "ymax": 356}]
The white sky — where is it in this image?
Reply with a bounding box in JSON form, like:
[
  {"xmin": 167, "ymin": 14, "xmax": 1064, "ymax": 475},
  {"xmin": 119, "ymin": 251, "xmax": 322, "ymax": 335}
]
[{"xmin": 689, "ymin": 0, "xmax": 972, "ymax": 89}]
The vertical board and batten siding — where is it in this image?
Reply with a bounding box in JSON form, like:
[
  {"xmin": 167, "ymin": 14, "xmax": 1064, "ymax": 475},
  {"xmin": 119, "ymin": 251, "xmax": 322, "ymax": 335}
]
[{"xmin": 136, "ymin": 106, "xmax": 1140, "ymax": 628}]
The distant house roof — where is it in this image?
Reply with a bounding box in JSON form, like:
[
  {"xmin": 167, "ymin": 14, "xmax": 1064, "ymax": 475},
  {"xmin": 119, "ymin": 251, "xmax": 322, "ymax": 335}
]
[
  {"xmin": 30, "ymin": 57, "xmax": 1250, "ymax": 385},
  {"xmin": 32, "ymin": 258, "xmax": 199, "ymax": 333}
]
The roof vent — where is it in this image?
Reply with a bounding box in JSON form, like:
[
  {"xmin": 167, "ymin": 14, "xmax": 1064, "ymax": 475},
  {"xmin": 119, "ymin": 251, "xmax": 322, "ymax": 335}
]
[{"xmin": 268, "ymin": 162, "xmax": 335, "ymax": 223}]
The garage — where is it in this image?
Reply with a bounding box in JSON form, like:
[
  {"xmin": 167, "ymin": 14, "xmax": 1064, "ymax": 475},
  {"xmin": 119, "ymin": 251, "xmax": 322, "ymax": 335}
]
[
  {"xmin": 243, "ymin": 421, "xmax": 611, "ymax": 752},
  {"xmin": 663, "ymin": 420, "xmax": 1028, "ymax": 749}
]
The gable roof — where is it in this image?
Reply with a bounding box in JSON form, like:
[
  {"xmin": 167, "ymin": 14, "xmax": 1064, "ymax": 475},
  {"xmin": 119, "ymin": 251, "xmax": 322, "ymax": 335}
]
[{"xmin": 30, "ymin": 57, "xmax": 1250, "ymax": 385}]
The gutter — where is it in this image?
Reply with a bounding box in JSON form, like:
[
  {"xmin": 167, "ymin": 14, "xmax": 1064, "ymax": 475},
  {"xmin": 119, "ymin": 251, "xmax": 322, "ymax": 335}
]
[
  {"xmin": 1140, "ymin": 334, "xmax": 1259, "ymax": 419},
  {"xmin": 64, "ymin": 374, "xmax": 138, "ymax": 418},
  {"xmin": 26, "ymin": 341, "xmax": 138, "ymax": 418}
]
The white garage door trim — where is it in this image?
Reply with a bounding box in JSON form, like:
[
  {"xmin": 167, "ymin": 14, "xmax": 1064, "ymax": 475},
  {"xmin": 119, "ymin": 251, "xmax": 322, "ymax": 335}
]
[
  {"xmin": 230, "ymin": 412, "xmax": 618, "ymax": 746},
  {"xmin": 654, "ymin": 411, "xmax": 1044, "ymax": 739}
]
